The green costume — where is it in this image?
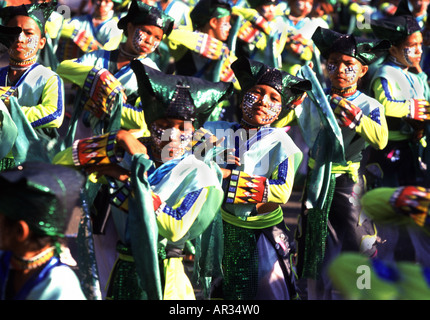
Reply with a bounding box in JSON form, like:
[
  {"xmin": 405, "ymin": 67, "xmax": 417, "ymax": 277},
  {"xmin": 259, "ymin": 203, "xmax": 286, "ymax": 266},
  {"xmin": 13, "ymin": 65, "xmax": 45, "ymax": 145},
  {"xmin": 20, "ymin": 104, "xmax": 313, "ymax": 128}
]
[
  {"xmin": 199, "ymin": 57, "xmax": 309, "ymax": 300},
  {"xmin": 0, "ymin": 162, "xmax": 87, "ymax": 300},
  {"xmin": 0, "ymin": 3, "xmax": 65, "ymax": 171},
  {"xmin": 273, "ymin": 27, "xmax": 390, "ymax": 299},
  {"xmin": 54, "ymin": 62, "xmax": 233, "ymax": 299}
]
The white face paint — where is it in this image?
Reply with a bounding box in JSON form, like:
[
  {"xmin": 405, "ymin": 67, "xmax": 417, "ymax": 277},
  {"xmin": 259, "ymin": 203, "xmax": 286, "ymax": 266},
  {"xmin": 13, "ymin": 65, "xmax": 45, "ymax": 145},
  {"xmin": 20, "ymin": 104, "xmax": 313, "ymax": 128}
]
[
  {"xmin": 327, "ymin": 63, "xmax": 359, "ymax": 82},
  {"xmin": 296, "ymin": 0, "xmax": 313, "ymax": 13},
  {"xmin": 242, "ymin": 92, "xmax": 282, "ymax": 124},
  {"xmin": 150, "ymin": 122, "xmax": 193, "ymax": 161},
  {"xmin": 403, "ymin": 46, "xmax": 422, "ymax": 65},
  {"xmin": 220, "ymin": 22, "xmax": 231, "ymax": 39},
  {"xmin": 10, "ymin": 31, "xmax": 40, "ymax": 59},
  {"xmin": 132, "ymin": 27, "xmax": 159, "ymax": 54}
]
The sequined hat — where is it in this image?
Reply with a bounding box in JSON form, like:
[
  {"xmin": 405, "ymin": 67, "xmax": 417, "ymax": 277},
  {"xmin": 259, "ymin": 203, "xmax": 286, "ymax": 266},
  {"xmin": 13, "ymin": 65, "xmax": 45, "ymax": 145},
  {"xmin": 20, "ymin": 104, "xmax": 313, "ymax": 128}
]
[
  {"xmin": 0, "ymin": 2, "xmax": 57, "ymax": 35},
  {"xmin": 190, "ymin": 0, "xmax": 232, "ymax": 30},
  {"xmin": 117, "ymin": 0, "xmax": 174, "ymax": 36},
  {"xmin": 231, "ymin": 57, "xmax": 312, "ymax": 107},
  {"xmin": 312, "ymin": 26, "xmax": 391, "ymax": 65},
  {"xmin": 371, "ymin": 0, "xmax": 422, "ymax": 45},
  {"xmin": 0, "ymin": 162, "xmax": 85, "ymax": 238},
  {"xmin": 130, "ymin": 60, "xmax": 234, "ymax": 128}
]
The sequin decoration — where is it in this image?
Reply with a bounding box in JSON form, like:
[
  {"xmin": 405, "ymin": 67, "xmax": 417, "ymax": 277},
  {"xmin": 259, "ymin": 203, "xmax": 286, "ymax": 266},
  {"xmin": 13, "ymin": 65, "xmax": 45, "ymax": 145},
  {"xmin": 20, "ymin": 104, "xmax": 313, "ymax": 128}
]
[{"xmin": 222, "ymin": 221, "xmax": 259, "ymax": 299}]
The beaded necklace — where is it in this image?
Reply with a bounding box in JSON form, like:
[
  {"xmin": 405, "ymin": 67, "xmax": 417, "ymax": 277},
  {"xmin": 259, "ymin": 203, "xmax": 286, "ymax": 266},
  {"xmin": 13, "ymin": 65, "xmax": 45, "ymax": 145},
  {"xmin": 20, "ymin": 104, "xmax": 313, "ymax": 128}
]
[
  {"xmin": 10, "ymin": 246, "xmax": 55, "ymax": 270},
  {"xmin": 330, "ymin": 84, "xmax": 357, "ymax": 97},
  {"xmin": 9, "ymin": 56, "xmax": 37, "ymax": 71}
]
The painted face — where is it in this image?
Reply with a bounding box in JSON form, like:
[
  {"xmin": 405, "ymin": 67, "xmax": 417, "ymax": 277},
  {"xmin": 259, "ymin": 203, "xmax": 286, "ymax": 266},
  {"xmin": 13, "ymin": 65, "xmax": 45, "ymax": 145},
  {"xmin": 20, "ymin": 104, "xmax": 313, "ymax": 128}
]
[
  {"xmin": 400, "ymin": 32, "xmax": 423, "ymax": 67},
  {"xmin": 212, "ymin": 15, "xmax": 231, "ymax": 42},
  {"xmin": 241, "ymin": 84, "xmax": 282, "ymax": 126},
  {"xmin": 94, "ymin": 0, "xmax": 114, "ymax": 18},
  {"xmin": 149, "ymin": 118, "xmax": 194, "ymax": 162},
  {"xmin": 291, "ymin": 0, "xmax": 313, "ymax": 16},
  {"xmin": 259, "ymin": 4, "xmax": 277, "ymax": 21},
  {"xmin": 327, "ymin": 52, "xmax": 365, "ymax": 89},
  {"xmin": 7, "ymin": 15, "xmax": 44, "ymax": 61},
  {"xmin": 130, "ymin": 24, "xmax": 163, "ymax": 56}
]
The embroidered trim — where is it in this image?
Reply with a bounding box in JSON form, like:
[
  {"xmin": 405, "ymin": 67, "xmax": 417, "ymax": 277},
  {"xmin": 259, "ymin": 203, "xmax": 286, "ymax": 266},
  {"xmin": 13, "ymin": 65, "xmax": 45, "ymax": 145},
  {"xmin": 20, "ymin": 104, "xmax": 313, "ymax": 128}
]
[
  {"xmin": 226, "ymin": 170, "xmax": 268, "ymax": 204},
  {"xmin": 72, "ymin": 131, "xmax": 122, "ymax": 167}
]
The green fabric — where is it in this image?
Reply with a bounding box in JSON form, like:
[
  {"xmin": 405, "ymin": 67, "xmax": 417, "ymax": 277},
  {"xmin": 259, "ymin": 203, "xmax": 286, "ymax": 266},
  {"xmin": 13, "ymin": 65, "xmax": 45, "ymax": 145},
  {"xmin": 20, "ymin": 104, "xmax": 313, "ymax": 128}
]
[
  {"xmin": 297, "ymin": 65, "xmax": 346, "ymax": 209},
  {"xmin": 128, "ymin": 153, "xmax": 163, "ymax": 300},
  {"xmin": 221, "ymin": 205, "xmax": 284, "ymax": 229},
  {"xmin": 301, "ymin": 173, "xmax": 336, "ymax": 279},
  {"xmin": 360, "ymin": 187, "xmax": 420, "ymax": 227},
  {"xmin": 295, "ymin": 65, "xmax": 346, "ymax": 279},
  {"xmin": 328, "ymin": 252, "xmax": 430, "ymax": 300},
  {"xmin": 77, "ymin": 190, "xmax": 102, "ymax": 300},
  {"xmin": 0, "ymin": 100, "xmax": 17, "ymax": 160},
  {"xmin": 130, "ymin": 60, "xmax": 233, "ymax": 129}
]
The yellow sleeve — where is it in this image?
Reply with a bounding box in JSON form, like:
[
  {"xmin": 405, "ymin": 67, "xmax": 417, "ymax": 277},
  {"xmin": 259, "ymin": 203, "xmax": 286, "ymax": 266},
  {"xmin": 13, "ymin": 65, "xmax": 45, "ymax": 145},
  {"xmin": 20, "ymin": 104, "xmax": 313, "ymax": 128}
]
[
  {"xmin": 21, "ymin": 74, "xmax": 65, "ymax": 129},
  {"xmin": 372, "ymin": 77, "xmax": 410, "ymax": 118},
  {"xmin": 355, "ymin": 106, "xmax": 389, "ymax": 150}
]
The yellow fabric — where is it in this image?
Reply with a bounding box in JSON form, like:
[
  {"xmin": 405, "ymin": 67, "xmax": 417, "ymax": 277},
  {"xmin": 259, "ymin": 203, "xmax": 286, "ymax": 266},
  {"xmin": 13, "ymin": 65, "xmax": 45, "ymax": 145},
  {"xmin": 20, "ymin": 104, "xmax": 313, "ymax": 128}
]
[
  {"xmin": 355, "ymin": 108, "xmax": 389, "ymax": 150},
  {"xmin": 308, "ymin": 157, "xmax": 360, "ymax": 182},
  {"xmin": 57, "ymin": 60, "xmax": 92, "ymax": 87},
  {"xmin": 267, "ymin": 156, "xmax": 296, "ymax": 204},
  {"xmin": 163, "ymin": 257, "xmax": 195, "ymax": 300},
  {"xmin": 156, "ymin": 188, "xmax": 211, "ymax": 242},
  {"xmin": 21, "ymin": 75, "xmax": 65, "ymax": 129},
  {"xmin": 221, "ymin": 205, "xmax": 284, "ymax": 229}
]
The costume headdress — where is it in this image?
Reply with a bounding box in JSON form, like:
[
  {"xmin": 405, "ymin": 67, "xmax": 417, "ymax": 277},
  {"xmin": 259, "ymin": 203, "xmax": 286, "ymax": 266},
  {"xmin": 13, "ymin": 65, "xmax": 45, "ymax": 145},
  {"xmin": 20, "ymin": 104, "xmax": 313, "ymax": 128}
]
[
  {"xmin": 231, "ymin": 57, "xmax": 311, "ymax": 111},
  {"xmin": 190, "ymin": 0, "xmax": 232, "ymax": 30},
  {"xmin": 312, "ymin": 26, "xmax": 391, "ymax": 65},
  {"xmin": 0, "ymin": 162, "xmax": 85, "ymax": 238},
  {"xmin": 0, "ymin": 24, "xmax": 22, "ymax": 53},
  {"xmin": 130, "ymin": 60, "xmax": 233, "ymax": 128},
  {"xmin": 0, "ymin": 2, "xmax": 57, "ymax": 35},
  {"xmin": 370, "ymin": 0, "xmax": 421, "ymax": 45},
  {"xmin": 117, "ymin": 0, "xmax": 174, "ymax": 36}
]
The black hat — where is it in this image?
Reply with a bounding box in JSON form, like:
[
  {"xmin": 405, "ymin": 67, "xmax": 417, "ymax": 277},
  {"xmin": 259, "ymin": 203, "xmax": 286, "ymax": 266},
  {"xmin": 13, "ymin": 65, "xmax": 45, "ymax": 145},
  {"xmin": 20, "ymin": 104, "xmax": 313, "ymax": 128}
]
[
  {"xmin": 231, "ymin": 57, "xmax": 311, "ymax": 110},
  {"xmin": 118, "ymin": 0, "xmax": 174, "ymax": 36},
  {"xmin": 312, "ymin": 27, "xmax": 391, "ymax": 65},
  {"xmin": 371, "ymin": 0, "xmax": 422, "ymax": 45},
  {"xmin": 0, "ymin": 25, "xmax": 22, "ymax": 53},
  {"xmin": 0, "ymin": 162, "xmax": 85, "ymax": 238},
  {"xmin": 130, "ymin": 60, "xmax": 234, "ymax": 128},
  {"xmin": 0, "ymin": 2, "xmax": 57, "ymax": 35}
]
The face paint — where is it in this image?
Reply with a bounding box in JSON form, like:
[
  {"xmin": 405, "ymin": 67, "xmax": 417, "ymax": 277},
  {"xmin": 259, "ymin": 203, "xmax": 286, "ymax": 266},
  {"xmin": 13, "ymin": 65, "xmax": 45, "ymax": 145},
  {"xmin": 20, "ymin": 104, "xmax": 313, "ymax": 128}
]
[
  {"xmin": 327, "ymin": 63, "xmax": 337, "ymax": 74},
  {"xmin": 327, "ymin": 63, "xmax": 358, "ymax": 82},
  {"xmin": 132, "ymin": 28, "xmax": 160, "ymax": 54},
  {"xmin": 219, "ymin": 22, "xmax": 231, "ymax": 39},
  {"xmin": 344, "ymin": 65, "xmax": 359, "ymax": 82},
  {"xmin": 150, "ymin": 122, "xmax": 193, "ymax": 161},
  {"xmin": 242, "ymin": 92, "xmax": 282, "ymax": 124},
  {"xmin": 10, "ymin": 32, "xmax": 40, "ymax": 59},
  {"xmin": 296, "ymin": 0, "xmax": 313, "ymax": 13},
  {"xmin": 403, "ymin": 46, "xmax": 422, "ymax": 65}
]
